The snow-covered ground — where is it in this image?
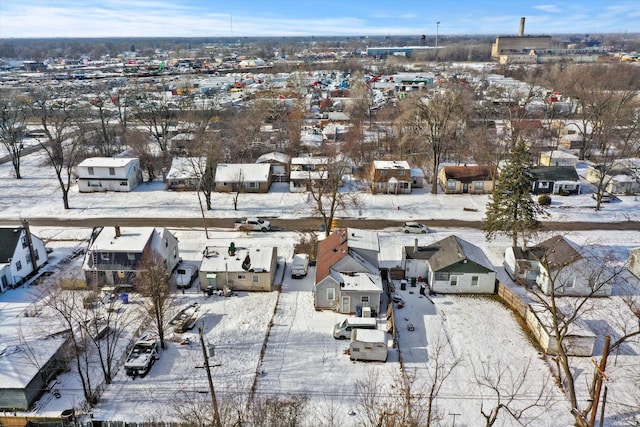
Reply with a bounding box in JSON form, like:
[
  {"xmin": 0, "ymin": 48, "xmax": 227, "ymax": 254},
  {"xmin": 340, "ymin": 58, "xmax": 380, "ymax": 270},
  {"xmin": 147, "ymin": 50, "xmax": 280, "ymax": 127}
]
[{"xmin": 2, "ymin": 149, "xmax": 640, "ymax": 425}]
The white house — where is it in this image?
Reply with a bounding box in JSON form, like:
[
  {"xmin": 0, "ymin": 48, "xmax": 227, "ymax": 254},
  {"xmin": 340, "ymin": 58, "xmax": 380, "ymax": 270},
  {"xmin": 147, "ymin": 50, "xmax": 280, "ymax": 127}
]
[
  {"xmin": 0, "ymin": 222, "xmax": 48, "ymax": 293},
  {"xmin": 77, "ymin": 157, "xmax": 143, "ymax": 192},
  {"xmin": 504, "ymin": 235, "xmax": 613, "ymax": 297},
  {"xmin": 214, "ymin": 163, "xmax": 272, "ymax": 193},
  {"xmin": 420, "ymin": 235, "xmax": 496, "ymax": 294},
  {"xmin": 83, "ymin": 226, "xmax": 180, "ymax": 288}
]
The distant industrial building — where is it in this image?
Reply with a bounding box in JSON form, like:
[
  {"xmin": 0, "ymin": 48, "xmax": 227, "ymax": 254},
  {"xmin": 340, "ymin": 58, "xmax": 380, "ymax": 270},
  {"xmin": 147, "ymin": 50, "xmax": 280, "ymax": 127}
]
[
  {"xmin": 366, "ymin": 46, "xmax": 437, "ymax": 59},
  {"xmin": 491, "ymin": 17, "xmax": 607, "ymax": 64}
]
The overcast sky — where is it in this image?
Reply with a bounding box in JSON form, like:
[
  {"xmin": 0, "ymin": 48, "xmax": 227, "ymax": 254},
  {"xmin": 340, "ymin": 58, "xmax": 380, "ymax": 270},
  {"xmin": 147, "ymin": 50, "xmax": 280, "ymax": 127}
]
[{"xmin": 1, "ymin": 0, "xmax": 638, "ymax": 39}]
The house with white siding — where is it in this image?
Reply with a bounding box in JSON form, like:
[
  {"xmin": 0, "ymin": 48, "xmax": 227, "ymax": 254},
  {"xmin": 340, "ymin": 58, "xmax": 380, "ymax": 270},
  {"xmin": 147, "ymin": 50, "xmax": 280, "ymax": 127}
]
[
  {"xmin": 77, "ymin": 157, "xmax": 143, "ymax": 192},
  {"xmin": 0, "ymin": 221, "xmax": 48, "ymax": 293}
]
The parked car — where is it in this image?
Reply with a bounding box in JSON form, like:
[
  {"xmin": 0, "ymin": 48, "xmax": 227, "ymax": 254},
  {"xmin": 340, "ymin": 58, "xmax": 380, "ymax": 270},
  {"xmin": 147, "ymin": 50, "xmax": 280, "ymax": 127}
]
[
  {"xmin": 402, "ymin": 222, "xmax": 429, "ymax": 234},
  {"xmin": 173, "ymin": 263, "xmax": 199, "ymax": 288},
  {"xmin": 592, "ymin": 192, "xmax": 616, "ymax": 203},
  {"xmin": 291, "ymin": 253, "xmax": 310, "ymax": 278},
  {"xmin": 234, "ymin": 217, "xmax": 271, "ymax": 232}
]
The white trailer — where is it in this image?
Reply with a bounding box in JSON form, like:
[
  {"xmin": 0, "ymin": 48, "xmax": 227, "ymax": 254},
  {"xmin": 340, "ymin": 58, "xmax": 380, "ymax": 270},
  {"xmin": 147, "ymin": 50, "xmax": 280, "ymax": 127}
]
[{"xmin": 349, "ymin": 329, "xmax": 387, "ymax": 362}]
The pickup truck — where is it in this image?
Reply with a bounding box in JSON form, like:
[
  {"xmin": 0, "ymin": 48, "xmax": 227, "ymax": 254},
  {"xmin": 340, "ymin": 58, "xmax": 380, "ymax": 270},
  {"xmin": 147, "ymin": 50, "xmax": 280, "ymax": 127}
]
[
  {"xmin": 234, "ymin": 217, "xmax": 271, "ymax": 232},
  {"xmin": 124, "ymin": 335, "xmax": 159, "ymax": 377}
]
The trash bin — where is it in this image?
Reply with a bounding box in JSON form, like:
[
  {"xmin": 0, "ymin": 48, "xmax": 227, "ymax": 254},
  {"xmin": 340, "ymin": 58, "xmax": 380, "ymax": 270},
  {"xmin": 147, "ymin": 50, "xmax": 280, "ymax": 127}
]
[
  {"xmin": 400, "ymin": 280, "xmax": 407, "ymax": 290},
  {"xmin": 411, "ymin": 277, "xmax": 417, "ymax": 287},
  {"xmin": 355, "ymin": 305, "xmax": 362, "ymax": 317},
  {"xmin": 205, "ymin": 285, "xmax": 216, "ymax": 296},
  {"xmin": 119, "ymin": 293, "xmax": 129, "ymax": 304},
  {"xmin": 419, "ymin": 284, "xmax": 426, "ymax": 296}
]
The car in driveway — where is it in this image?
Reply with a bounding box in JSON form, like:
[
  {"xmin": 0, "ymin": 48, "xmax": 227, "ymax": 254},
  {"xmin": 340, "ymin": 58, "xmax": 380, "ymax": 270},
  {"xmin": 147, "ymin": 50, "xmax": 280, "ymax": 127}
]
[{"xmin": 402, "ymin": 222, "xmax": 429, "ymax": 233}]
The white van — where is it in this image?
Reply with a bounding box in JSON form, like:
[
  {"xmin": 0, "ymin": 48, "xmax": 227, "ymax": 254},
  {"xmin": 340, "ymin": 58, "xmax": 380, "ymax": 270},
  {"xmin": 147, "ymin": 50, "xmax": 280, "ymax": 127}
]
[
  {"xmin": 333, "ymin": 317, "xmax": 377, "ymax": 339},
  {"xmin": 291, "ymin": 253, "xmax": 310, "ymax": 278},
  {"xmin": 349, "ymin": 329, "xmax": 387, "ymax": 362}
]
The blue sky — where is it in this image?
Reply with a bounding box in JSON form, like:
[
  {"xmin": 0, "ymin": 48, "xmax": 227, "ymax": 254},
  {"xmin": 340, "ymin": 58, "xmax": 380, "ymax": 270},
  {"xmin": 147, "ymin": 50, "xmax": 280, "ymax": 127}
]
[{"xmin": 1, "ymin": 0, "xmax": 638, "ymax": 38}]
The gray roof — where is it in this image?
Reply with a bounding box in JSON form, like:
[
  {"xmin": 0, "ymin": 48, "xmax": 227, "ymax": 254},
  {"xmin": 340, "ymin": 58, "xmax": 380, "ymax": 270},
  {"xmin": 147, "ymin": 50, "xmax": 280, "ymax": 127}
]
[
  {"xmin": 529, "ymin": 166, "xmax": 579, "ymax": 182},
  {"xmin": 515, "ymin": 235, "xmax": 582, "ymax": 270},
  {"xmin": 0, "ymin": 227, "xmax": 22, "ymax": 263},
  {"xmin": 423, "ymin": 235, "xmax": 494, "ymax": 272}
]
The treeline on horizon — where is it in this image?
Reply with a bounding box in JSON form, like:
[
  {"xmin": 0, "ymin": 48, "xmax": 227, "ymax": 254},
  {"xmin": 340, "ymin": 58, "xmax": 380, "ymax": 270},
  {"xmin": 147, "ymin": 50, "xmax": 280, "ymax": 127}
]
[{"xmin": 1, "ymin": 33, "xmax": 638, "ymax": 62}]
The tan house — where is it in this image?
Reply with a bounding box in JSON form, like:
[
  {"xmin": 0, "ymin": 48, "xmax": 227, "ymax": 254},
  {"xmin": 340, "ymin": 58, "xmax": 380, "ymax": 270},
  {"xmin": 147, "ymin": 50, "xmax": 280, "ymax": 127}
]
[
  {"xmin": 199, "ymin": 244, "xmax": 278, "ymax": 292},
  {"xmin": 214, "ymin": 163, "xmax": 272, "ymax": 193},
  {"xmin": 370, "ymin": 160, "xmax": 412, "ymax": 194},
  {"xmin": 438, "ymin": 165, "xmax": 494, "ymax": 194}
]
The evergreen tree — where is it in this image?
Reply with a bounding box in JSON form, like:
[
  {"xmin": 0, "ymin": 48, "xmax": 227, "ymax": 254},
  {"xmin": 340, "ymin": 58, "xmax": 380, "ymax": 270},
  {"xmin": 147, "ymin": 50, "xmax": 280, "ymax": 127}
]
[{"xmin": 483, "ymin": 139, "xmax": 546, "ymax": 248}]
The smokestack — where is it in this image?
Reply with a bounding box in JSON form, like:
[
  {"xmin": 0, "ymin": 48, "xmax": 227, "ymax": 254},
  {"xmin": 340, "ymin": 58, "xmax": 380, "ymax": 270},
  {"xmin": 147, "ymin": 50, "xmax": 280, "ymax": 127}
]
[
  {"xmin": 115, "ymin": 225, "xmax": 121, "ymax": 238},
  {"xmin": 519, "ymin": 17, "xmax": 525, "ymax": 37}
]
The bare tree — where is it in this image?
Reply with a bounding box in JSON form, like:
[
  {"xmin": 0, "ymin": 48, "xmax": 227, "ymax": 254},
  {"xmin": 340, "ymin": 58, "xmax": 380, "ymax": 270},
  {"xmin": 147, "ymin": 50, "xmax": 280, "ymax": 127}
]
[
  {"xmin": 131, "ymin": 85, "xmax": 174, "ymax": 154},
  {"xmin": 404, "ymin": 86, "xmax": 470, "ymax": 194},
  {"xmin": 0, "ymin": 91, "xmax": 29, "ymax": 178},
  {"xmin": 424, "ymin": 335, "xmax": 461, "ymax": 427},
  {"xmin": 135, "ymin": 248, "xmax": 173, "ymax": 350},
  {"xmin": 473, "ymin": 358, "xmax": 553, "ymax": 426},
  {"xmin": 29, "ymin": 87, "xmax": 85, "ymax": 209}
]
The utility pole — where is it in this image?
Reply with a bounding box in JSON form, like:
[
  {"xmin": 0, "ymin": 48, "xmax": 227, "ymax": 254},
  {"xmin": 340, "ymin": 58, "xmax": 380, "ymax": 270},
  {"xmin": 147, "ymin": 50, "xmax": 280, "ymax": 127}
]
[
  {"xmin": 589, "ymin": 335, "xmax": 610, "ymax": 427},
  {"xmin": 199, "ymin": 326, "xmax": 221, "ymax": 427}
]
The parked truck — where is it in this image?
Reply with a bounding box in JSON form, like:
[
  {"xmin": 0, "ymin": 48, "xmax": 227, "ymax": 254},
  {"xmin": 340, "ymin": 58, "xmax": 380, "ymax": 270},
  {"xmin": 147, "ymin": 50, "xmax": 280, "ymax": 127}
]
[
  {"xmin": 234, "ymin": 217, "xmax": 271, "ymax": 232},
  {"xmin": 349, "ymin": 329, "xmax": 388, "ymax": 362},
  {"xmin": 124, "ymin": 335, "xmax": 159, "ymax": 377}
]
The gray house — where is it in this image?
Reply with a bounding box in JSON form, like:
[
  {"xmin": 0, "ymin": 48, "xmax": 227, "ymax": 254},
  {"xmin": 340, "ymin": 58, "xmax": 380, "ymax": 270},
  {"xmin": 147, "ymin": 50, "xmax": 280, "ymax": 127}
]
[{"xmin": 314, "ymin": 229, "xmax": 382, "ymax": 315}]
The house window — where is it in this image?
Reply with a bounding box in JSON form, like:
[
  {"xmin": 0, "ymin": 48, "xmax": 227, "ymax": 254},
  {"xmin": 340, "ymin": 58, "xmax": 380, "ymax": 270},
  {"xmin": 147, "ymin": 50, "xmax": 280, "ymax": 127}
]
[
  {"xmin": 471, "ymin": 276, "xmax": 479, "ymax": 286},
  {"xmin": 398, "ymin": 170, "xmax": 406, "ymax": 176},
  {"xmin": 327, "ymin": 288, "xmax": 335, "ymax": 301},
  {"xmin": 245, "ymin": 182, "xmax": 259, "ymax": 189},
  {"xmin": 380, "ymin": 170, "xmax": 387, "ymax": 176},
  {"xmin": 127, "ymin": 253, "xmax": 136, "ymax": 261},
  {"xmin": 566, "ymin": 277, "xmax": 576, "ymax": 288},
  {"xmin": 474, "ymin": 182, "xmax": 484, "ymax": 191},
  {"xmin": 361, "ymin": 296, "xmax": 370, "ymax": 304},
  {"xmin": 252, "ymin": 275, "xmax": 259, "ymax": 283},
  {"xmin": 237, "ymin": 274, "xmax": 246, "ymax": 280},
  {"xmin": 16, "ymin": 260, "xmax": 22, "ymax": 271},
  {"xmin": 399, "ymin": 182, "xmax": 410, "ymax": 189},
  {"xmin": 447, "ymin": 180, "xmax": 456, "ymax": 191},
  {"xmin": 101, "ymin": 252, "xmax": 110, "ymax": 261},
  {"xmin": 450, "ymin": 275, "xmax": 458, "ymax": 286},
  {"xmin": 539, "ymin": 182, "xmax": 550, "ymax": 189},
  {"xmin": 22, "ymin": 236, "xmax": 28, "ymax": 248},
  {"xmin": 173, "ymin": 247, "xmax": 178, "ymax": 259},
  {"xmin": 88, "ymin": 167, "xmax": 95, "ymax": 175},
  {"xmin": 34, "ymin": 249, "xmax": 40, "ymax": 261},
  {"xmin": 109, "ymin": 167, "xmax": 116, "ymax": 176},
  {"xmin": 375, "ymin": 182, "xmax": 385, "ymax": 190},
  {"xmin": 26, "ymin": 255, "xmax": 32, "ymax": 265},
  {"xmin": 434, "ymin": 272, "xmax": 449, "ymax": 281},
  {"xmin": 165, "ymin": 238, "xmax": 168, "ymax": 248}
]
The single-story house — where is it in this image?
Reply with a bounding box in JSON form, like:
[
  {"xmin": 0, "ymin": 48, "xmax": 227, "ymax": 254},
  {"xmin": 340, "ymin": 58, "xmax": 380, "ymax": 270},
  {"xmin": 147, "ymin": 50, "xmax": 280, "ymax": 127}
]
[
  {"xmin": 528, "ymin": 166, "xmax": 581, "ymax": 195},
  {"xmin": 199, "ymin": 244, "xmax": 278, "ymax": 292},
  {"xmin": 0, "ymin": 317, "xmax": 70, "ymax": 411},
  {"xmin": 370, "ymin": 160, "xmax": 412, "ymax": 194},
  {"xmin": 289, "ymin": 170, "xmax": 329, "ymax": 193},
  {"xmin": 504, "ymin": 235, "xmax": 613, "ymax": 297},
  {"xmin": 77, "ymin": 157, "xmax": 143, "ymax": 193},
  {"xmin": 314, "ymin": 229, "xmax": 382, "ymax": 315},
  {"xmin": 166, "ymin": 157, "xmax": 207, "ymax": 191},
  {"xmin": 214, "ymin": 163, "xmax": 272, "ymax": 193},
  {"xmin": 585, "ymin": 161, "xmax": 640, "ymax": 195},
  {"xmin": 256, "ymin": 152, "xmax": 291, "ymax": 182},
  {"xmin": 438, "ymin": 165, "xmax": 493, "ymax": 194},
  {"xmin": 0, "ymin": 221, "xmax": 48, "ymax": 293},
  {"xmin": 539, "ymin": 150, "xmax": 578, "ymax": 167},
  {"xmin": 421, "ymin": 235, "xmax": 496, "ymax": 294},
  {"xmin": 83, "ymin": 226, "xmax": 180, "ymax": 288}
]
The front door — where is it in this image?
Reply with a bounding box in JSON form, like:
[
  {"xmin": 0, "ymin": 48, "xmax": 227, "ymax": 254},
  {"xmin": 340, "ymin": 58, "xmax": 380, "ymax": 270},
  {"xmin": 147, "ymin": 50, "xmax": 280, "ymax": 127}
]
[
  {"xmin": 463, "ymin": 182, "xmax": 469, "ymax": 193},
  {"xmin": 341, "ymin": 296, "xmax": 350, "ymax": 314}
]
